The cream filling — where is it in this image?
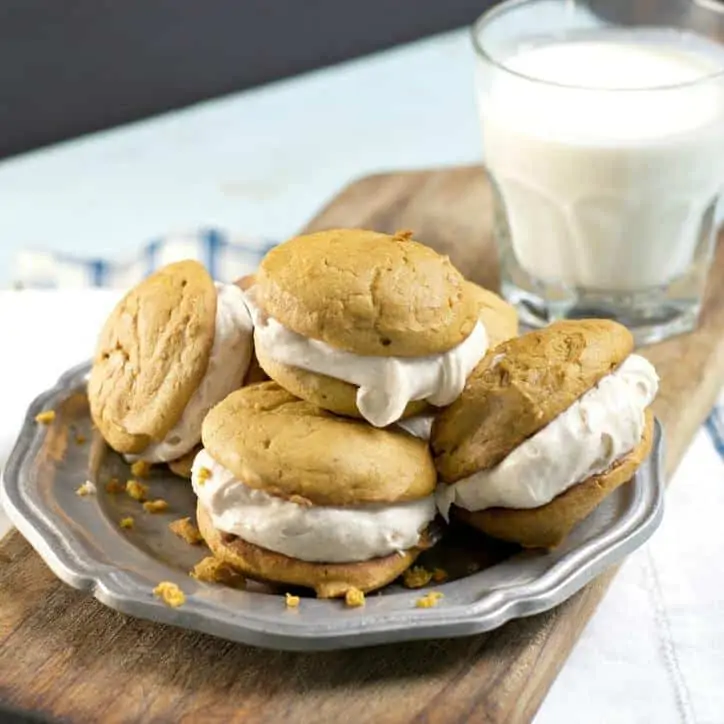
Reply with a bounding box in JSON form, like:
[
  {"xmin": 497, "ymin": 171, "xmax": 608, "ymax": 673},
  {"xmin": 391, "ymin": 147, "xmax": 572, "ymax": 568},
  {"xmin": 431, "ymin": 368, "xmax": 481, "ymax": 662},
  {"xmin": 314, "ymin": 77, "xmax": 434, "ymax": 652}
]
[
  {"xmin": 192, "ymin": 450, "xmax": 436, "ymax": 563},
  {"xmin": 132, "ymin": 284, "xmax": 253, "ymax": 464},
  {"xmin": 244, "ymin": 287, "xmax": 488, "ymax": 427},
  {"xmin": 436, "ymin": 354, "xmax": 659, "ymax": 518},
  {"xmin": 396, "ymin": 413, "xmax": 436, "ymax": 441}
]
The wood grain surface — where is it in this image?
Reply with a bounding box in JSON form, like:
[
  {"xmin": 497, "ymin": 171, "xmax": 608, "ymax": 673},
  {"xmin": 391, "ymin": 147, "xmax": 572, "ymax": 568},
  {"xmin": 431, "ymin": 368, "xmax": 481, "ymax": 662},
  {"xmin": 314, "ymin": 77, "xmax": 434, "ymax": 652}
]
[{"xmin": 2, "ymin": 166, "xmax": 724, "ymax": 724}]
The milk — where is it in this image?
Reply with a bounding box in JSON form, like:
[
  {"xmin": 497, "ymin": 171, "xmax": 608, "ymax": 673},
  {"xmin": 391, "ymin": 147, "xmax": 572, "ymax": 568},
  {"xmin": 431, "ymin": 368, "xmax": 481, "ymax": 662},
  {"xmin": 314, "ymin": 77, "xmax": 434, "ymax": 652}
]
[{"xmin": 480, "ymin": 38, "xmax": 724, "ymax": 292}]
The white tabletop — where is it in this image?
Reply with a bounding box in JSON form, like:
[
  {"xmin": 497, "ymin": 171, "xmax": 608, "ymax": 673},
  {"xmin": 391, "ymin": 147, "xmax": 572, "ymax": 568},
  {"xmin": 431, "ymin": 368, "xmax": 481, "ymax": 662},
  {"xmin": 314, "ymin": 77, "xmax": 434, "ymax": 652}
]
[{"xmin": 1, "ymin": 25, "xmax": 722, "ymax": 724}]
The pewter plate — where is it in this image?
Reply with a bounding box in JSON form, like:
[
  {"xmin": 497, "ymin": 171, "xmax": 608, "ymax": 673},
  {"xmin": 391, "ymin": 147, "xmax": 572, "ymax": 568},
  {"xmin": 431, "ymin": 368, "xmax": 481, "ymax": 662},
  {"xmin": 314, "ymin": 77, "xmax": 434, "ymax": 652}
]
[{"xmin": 0, "ymin": 362, "xmax": 665, "ymax": 651}]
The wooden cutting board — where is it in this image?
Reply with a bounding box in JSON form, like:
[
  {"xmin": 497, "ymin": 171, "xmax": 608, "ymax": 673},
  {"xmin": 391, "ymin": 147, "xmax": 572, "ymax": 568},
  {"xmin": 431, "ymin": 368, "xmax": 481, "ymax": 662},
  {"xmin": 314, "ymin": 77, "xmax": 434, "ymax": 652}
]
[{"xmin": 2, "ymin": 166, "xmax": 723, "ymax": 724}]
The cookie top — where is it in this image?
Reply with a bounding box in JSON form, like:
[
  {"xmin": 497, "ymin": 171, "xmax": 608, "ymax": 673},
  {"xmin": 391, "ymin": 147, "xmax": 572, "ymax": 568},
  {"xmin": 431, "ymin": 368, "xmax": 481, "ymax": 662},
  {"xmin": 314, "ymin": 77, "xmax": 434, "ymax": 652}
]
[
  {"xmin": 88, "ymin": 260, "xmax": 217, "ymax": 454},
  {"xmin": 467, "ymin": 282, "xmax": 518, "ymax": 347},
  {"xmin": 255, "ymin": 229, "xmax": 479, "ymax": 357},
  {"xmin": 201, "ymin": 381, "xmax": 436, "ymax": 505},
  {"xmin": 431, "ymin": 320, "xmax": 633, "ymax": 482}
]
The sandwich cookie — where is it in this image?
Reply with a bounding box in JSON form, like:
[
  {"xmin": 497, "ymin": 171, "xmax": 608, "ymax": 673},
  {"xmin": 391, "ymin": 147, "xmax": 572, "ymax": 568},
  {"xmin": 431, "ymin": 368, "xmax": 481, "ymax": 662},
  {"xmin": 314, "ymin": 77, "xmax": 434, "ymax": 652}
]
[
  {"xmin": 193, "ymin": 382, "xmax": 437, "ymax": 598},
  {"xmin": 432, "ymin": 320, "xmax": 659, "ymax": 548},
  {"xmin": 88, "ymin": 260, "xmax": 254, "ymax": 465},
  {"xmin": 246, "ymin": 228, "xmax": 516, "ymax": 427}
]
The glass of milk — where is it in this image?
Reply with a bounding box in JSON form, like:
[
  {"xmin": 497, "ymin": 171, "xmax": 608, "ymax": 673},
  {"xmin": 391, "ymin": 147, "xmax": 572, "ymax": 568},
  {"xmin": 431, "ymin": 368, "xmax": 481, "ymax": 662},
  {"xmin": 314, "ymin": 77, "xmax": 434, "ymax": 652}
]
[{"xmin": 473, "ymin": 0, "xmax": 724, "ymax": 343}]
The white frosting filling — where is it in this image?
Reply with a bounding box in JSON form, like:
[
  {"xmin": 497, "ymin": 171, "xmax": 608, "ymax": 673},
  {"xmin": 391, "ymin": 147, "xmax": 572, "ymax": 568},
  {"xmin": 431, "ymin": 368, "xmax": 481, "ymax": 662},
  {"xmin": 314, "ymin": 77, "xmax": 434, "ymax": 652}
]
[
  {"xmin": 436, "ymin": 354, "xmax": 659, "ymax": 518},
  {"xmin": 132, "ymin": 284, "xmax": 253, "ymax": 463},
  {"xmin": 192, "ymin": 450, "xmax": 436, "ymax": 563},
  {"xmin": 245, "ymin": 288, "xmax": 488, "ymax": 427},
  {"xmin": 396, "ymin": 413, "xmax": 436, "ymax": 441}
]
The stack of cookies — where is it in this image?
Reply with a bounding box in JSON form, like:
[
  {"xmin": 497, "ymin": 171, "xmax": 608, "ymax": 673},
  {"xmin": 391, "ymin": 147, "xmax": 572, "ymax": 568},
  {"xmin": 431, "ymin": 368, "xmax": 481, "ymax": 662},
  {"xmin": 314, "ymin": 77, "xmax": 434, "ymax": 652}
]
[{"xmin": 88, "ymin": 228, "xmax": 659, "ymax": 600}]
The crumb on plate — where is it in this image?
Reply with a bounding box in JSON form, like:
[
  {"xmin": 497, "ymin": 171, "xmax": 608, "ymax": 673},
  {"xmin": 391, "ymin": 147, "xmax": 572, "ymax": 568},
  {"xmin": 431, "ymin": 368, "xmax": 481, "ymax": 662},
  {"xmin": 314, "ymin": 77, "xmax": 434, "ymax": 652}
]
[
  {"xmin": 76, "ymin": 480, "xmax": 96, "ymax": 496},
  {"xmin": 402, "ymin": 566, "xmax": 433, "ymax": 589},
  {"xmin": 432, "ymin": 568, "xmax": 448, "ymax": 583},
  {"xmin": 34, "ymin": 410, "xmax": 56, "ymax": 424},
  {"xmin": 74, "ymin": 433, "xmax": 87, "ymax": 445},
  {"xmin": 153, "ymin": 581, "xmax": 185, "ymax": 608},
  {"xmin": 105, "ymin": 477, "xmax": 125, "ymax": 494},
  {"xmin": 130, "ymin": 459, "xmax": 151, "ymax": 478},
  {"xmin": 125, "ymin": 479, "xmax": 149, "ymax": 502},
  {"xmin": 143, "ymin": 499, "xmax": 169, "ymax": 514},
  {"xmin": 197, "ymin": 466, "xmax": 212, "ymax": 485},
  {"xmin": 119, "ymin": 516, "xmax": 134, "ymax": 530},
  {"xmin": 345, "ymin": 588, "xmax": 365, "ymax": 608},
  {"xmin": 285, "ymin": 593, "xmax": 300, "ymax": 608},
  {"xmin": 190, "ymin": 557, "xmax": 246, "ymax": 589},
  {"xmin": 416, "ymin": 592, "xmax": 444, "ymax": 609},
  {"xmin": 169, "ymin": 517, "xmax": 204, "ymax": 545}
]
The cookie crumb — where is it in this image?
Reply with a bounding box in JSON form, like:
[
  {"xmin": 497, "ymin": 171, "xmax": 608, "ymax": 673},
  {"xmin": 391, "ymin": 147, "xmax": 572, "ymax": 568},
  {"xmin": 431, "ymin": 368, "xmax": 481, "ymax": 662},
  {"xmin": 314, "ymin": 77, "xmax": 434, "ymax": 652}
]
[
  {"xmin": 105, "ymin": 478, "xmax": 124, "ymax": 494},
  {"xmin": 153, "ymin": 581, "xmax": 185, "ymax": 608},
  {"xmin": 130, "ymin": 459, "xmax": 152, "ymax": 478},
  {"xmin": 119, "ymin": 516, "xmax": 134, "ymax": 530},
  {"xmin": 143, "ymin": 499, "xmax": 169, "ymax": 514},
  {"xmin": 432, "ymin": 568, "xmax": 448, "ymax": 583},
  {"xmin": 285, "ymin": 593, "xmax": 300, "ymax": 608},
  {"xmin": 402, "ymin": 566, "xmax": 433, "ymax": 589},
  {"xmin": 74, "ymin": 433, "xmax": 87, "ymax": 445},
  {"xmin": 190, "ymin": 557, "xmax": 246, "ymax": 589},
  {"xmin": 197, "ymin": 466, "xmax": 212, "ymax": 485},
  {"xmin": 125, "ymin": 479, "xmax": 149, "ymax": 502},
  {"xmin": 76, "ymin": 480, "xmax": 96, "ymax": 496},
  {"xmin": 34, "ymin": 410, "xmax": 56, "ymax": 424},
  {"xmin": 345, "ymin": 588, "xmax": 365, "ymax": 608},
  {"xmin": 416, "ymin": 592, "xmax": 444, "ymax": 609},
  {"xmin": 169, "ymin": 517, "xmax": 203, "ymax": 545},
  {"xmin": 288, "ymin": 494, "xmax": 313, "ymax": 507}
]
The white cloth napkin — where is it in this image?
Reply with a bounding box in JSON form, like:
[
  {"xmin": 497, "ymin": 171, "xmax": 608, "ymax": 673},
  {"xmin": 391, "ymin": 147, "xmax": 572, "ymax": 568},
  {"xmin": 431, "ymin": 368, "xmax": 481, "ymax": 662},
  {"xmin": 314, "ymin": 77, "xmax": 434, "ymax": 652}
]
[{"xmin": 1, "ymin": 290, "xmax": 723, "ymax": 723}]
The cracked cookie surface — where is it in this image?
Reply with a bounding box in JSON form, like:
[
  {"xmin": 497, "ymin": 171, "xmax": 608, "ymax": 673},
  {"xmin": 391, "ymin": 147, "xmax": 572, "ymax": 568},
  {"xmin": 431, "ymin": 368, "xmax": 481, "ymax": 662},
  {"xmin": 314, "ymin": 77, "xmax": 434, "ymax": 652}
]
[
  {"xmin": 255, "ymin": 228, "xmax": 479, "ymax": 357},
  {"xmin": 88, "ymin": 260, "xmax": 217, "ymax": 454},
  {"xmin": 432, "ymin": 319, "xmax": 633, "ymax": 482},
  {"xmin": 202, "ymin": 381, "xmax": 436, "ymax": 505}
]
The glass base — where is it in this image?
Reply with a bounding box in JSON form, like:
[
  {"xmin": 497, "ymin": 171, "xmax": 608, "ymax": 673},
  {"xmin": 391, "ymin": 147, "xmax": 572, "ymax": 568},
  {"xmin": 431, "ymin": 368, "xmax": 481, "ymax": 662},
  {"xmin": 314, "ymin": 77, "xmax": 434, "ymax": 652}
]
[{"xmin": 503, "ymin": 280, "xmax": 702, "ymax": 346}]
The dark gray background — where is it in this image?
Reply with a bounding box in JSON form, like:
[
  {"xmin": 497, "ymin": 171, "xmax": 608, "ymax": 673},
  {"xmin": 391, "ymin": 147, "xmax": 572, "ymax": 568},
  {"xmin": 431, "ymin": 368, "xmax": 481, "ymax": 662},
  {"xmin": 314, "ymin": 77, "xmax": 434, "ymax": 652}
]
[{"xmin": 0, "ymin": 0, "xmax": 497, "ymax": 159}]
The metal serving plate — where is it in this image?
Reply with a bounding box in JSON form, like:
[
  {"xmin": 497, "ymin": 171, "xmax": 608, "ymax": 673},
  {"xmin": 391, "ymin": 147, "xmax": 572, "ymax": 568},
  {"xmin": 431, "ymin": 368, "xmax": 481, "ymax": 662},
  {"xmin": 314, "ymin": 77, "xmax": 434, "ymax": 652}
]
[{"xmin": 1, "ymin": 362, "xmax": 665, "ymax": 651}]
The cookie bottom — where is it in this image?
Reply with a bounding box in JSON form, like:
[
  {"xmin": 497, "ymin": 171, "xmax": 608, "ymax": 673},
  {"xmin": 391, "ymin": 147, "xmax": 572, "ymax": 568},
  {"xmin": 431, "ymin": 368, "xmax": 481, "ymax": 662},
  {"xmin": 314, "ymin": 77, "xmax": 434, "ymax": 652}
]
[
  {"xmin": 455, "ymin": 408, "xmax": 655, "ymax": 549},
  {"xmin": 196, "ymin": 502, "xmax": 424, "ymax": 598},
  {"xmin": 255, "ymin": 344, "xmax": 428, "ymax": 421},
  {"xmin": 167, "ymin": 446, "xmax": 201, "ymax": 479}
]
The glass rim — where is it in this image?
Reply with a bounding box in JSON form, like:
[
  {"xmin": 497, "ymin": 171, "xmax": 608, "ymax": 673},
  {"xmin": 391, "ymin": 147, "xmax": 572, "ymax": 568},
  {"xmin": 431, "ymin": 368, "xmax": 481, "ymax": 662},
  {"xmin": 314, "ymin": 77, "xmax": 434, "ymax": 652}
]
[{"xmin": 470, "ymin": 0, "xmax": 724, "ymax": 92}]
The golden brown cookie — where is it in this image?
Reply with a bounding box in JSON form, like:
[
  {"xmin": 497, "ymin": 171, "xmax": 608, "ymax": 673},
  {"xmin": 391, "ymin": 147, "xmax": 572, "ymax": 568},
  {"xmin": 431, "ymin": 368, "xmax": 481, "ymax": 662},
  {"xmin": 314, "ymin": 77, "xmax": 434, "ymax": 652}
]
[
  {"xmin": 432, "ymin": 319, "xmax": 633, "ymax": 482},
  {"xmin": 466, "ymin": 282, "xmax": 518, "ymax": 347},
  {"xmin": 254, "ymin": 343, "xmax": 428, "ymax": 420},
  {"xmin": 88, "ymin": 260, "xmax": 217, "ymax": 454},
  {"xmin": 253, "ymin": 279, "xmax": 515, "ymax": 422},
  {"xmin": 197, "ymin": 503, "xmax": 424, "ymax": 598},
  {"xmin": 457, "ymin": 409, "xmax": 654, "ymax": 548},
  {"xmin": 202, "ymin": 381, "xmax": 436, "ymax": 506},
  {"xmin": 255, "ymin": 228, "xmax": 479, "ymax": 357}
]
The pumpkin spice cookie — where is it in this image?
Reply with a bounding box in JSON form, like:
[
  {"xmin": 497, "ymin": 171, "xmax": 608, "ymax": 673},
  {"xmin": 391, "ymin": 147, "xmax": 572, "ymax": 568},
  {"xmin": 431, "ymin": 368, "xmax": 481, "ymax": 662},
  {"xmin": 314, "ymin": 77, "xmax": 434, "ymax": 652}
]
[
  {"xmin": 88, "ymin": 260, "xmax": 254, "ymax": 466},
  {"xmin": 192, "ymin": 382, "xmax": 438, "ymax": 598},
  {"xmin": 245, "ymin": 229, "xmax": 516, "ymax": 427},
  {"xmin": 432, "ymin": 320, "xmax": 659, "ymax": 548}
]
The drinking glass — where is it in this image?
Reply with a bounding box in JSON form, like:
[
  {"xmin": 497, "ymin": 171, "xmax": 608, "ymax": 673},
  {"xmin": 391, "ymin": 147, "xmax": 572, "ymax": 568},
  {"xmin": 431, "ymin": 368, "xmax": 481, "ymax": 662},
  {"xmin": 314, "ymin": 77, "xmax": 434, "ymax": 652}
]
[{"xmin": 472, "ymin": 0, "xmax": 724, "ymax": 343}]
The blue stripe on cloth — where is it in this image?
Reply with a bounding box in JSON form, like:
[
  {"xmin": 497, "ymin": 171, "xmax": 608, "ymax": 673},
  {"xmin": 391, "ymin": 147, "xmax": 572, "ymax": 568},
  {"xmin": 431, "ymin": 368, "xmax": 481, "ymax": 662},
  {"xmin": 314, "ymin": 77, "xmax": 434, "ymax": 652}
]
[
  {"xmin": 705, "ymin": 411, "xmax": 724, "ymax": 459},
  {"xmin": 145, "ymin": 240, "xmax": 160, "ymax": 275},
  {"xmin": 91, "ymin": 259, "xmax": 107, "ymax": 287},
  {"xmin": 205, "ymin": 229, "xmax": 224, "ymax": 280}
]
